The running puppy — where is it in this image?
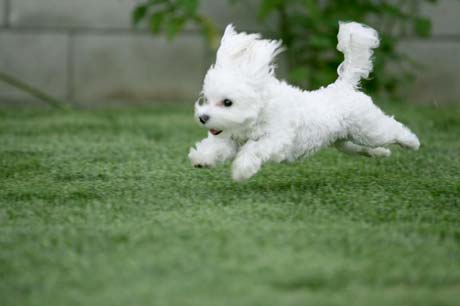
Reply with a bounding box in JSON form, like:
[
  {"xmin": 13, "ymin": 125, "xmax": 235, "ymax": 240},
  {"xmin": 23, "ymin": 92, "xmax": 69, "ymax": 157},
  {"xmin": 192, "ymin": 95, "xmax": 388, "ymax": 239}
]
[{"xmin": 189, "ymin": 22, "xmax": 420, "ymax": 181}]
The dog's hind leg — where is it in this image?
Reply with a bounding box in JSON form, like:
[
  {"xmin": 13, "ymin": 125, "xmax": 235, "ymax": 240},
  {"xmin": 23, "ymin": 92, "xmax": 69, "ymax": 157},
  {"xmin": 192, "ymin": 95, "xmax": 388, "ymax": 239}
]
[
  {"xmin": 336, "ymin": 140, "xmax": 391, "ymax": 157},
  {"xmin": 350, "ymin": 108, "xmax": 420, "ymax": 150}
]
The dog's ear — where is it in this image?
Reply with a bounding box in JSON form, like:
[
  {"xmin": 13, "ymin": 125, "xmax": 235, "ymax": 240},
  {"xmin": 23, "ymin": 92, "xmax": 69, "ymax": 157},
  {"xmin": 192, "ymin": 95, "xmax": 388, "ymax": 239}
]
[
  {"xmin": 215, "ymin": 24, "xmax": 258, "ymax": 68},
  {"xmin": 215, "ymin": 24, "xmax": 284, "ymax": 79}
]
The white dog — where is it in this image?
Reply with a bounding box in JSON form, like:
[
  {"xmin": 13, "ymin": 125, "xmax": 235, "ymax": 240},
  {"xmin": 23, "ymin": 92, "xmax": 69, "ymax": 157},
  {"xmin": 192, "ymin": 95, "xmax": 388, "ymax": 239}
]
[{"xmin": 188, "ymin": 22, "xmax": 420, "ymax": 181}]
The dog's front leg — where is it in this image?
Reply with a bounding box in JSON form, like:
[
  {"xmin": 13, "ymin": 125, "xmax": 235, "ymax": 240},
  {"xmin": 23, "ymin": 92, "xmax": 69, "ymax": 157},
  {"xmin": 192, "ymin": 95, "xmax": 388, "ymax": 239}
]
[
  {"xmin": 232, "ymin": 134, "xmax": 289, "ymax": 181},
  {"xmin": 189, "ymin": 134, "xmax": 237, "ymax": 168}
]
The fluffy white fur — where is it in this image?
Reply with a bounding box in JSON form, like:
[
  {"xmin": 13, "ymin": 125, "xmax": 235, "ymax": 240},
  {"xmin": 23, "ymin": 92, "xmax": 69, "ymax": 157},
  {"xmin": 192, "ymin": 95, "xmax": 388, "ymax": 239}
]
[{"xmin": 189, "ymin": 22, "xmax": 420, "ymax": 181}]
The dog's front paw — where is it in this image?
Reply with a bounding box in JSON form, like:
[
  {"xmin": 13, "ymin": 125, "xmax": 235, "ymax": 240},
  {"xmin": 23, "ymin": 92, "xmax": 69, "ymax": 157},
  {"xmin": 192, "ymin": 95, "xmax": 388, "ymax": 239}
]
[
  {"xmin": 232, "ymin": 154, "xmax": 261, "ymax": 182},
  {"xmin": 188, "ymin": 148, "xmax": 216, "ymax": 168}
]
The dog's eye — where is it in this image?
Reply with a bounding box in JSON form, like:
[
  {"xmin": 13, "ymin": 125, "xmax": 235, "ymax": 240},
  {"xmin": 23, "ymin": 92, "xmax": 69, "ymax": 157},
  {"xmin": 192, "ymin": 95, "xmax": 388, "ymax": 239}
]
[
  {"xmin": 197, "ymin": 95, "xmax": 206, "ymax": 106},
  {"xmin": 223, "ymin": 99, "xmax": 233, "ymax": 107}
]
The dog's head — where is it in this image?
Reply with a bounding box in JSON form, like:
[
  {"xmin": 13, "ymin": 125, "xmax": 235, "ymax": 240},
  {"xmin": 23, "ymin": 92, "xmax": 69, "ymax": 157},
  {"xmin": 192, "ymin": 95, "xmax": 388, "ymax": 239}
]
[{"xmin": 194, "ymin": 25, "xmax": 283, "ymax": 136}]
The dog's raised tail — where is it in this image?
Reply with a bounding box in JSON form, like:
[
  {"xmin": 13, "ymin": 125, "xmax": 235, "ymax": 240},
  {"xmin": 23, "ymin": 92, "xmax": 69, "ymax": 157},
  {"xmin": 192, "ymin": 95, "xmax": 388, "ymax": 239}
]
[{"xmin": 336, "ymin": 22, "xmax": 379, "ymax": 88}]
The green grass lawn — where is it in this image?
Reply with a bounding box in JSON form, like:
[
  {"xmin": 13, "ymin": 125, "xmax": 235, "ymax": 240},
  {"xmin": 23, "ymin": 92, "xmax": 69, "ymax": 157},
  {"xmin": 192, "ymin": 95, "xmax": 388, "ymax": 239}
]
[{"xmin": 0, "ymin": 103, "xmax": 459, "ymax": 306}]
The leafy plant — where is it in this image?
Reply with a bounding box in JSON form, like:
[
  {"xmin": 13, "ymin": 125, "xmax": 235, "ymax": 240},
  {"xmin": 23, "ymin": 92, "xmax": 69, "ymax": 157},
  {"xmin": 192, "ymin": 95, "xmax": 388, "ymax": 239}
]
[
  {"xmin": 132, "ymin": 0, "xmax": 219, "ymax": 47},
  {"xmin": 133, "ymin": 0, "xmax": 439, "ymax": 96}
]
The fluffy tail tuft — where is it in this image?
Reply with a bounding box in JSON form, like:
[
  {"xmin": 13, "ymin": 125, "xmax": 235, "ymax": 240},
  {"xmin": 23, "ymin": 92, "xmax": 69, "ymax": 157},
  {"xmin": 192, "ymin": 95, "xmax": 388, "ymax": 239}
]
[{"xmin": 337, "ymin": 22, "xmax": 379, "ymax": 88}]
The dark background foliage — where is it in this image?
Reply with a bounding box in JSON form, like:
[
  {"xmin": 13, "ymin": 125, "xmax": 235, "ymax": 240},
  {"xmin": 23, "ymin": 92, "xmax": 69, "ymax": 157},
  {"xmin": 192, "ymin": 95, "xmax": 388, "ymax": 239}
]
[{"xmin": 133, "ymin": 0, "xmax": 438, "ymax": 96}]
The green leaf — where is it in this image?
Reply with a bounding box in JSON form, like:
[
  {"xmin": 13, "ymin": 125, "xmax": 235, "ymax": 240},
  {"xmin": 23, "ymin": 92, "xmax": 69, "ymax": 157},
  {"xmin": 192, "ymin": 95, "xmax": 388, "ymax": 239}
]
[
  {"xmin": 150, "ymin": 12, "xmax": 165, "ymax": 33},
  {"xmin": 380, "ymin": 3, "xmax": 407, "ymax": 18},
  {"xmin": 308, "ymin": 35, "xmax": 334, "ymax": 49},
  {"xmin": 289, "ymin": 67, "xmax": 310, "ymax": 83},
  {"xmin": 177, "ymin": 0, "xmax": 199, "ymax": 15},
  {"xmin": 414, "ymin": 17, "xmax": 432, "ymax": 37},
  {"xmin": 132, "ymin": 5, "xmax": 148, "ymax": 25},
  {"xmin": 194, "ymin": 16, "xmax": 219, "ymax": 49},
  {"xmin": 166, "ymin": 16, "xmax": 187, "ymax": 39},
  {"xmin": 303, "ymin": 0, "xmax": 320, "ymax": 18},
  {"xmin": 148, "ymin": 0, "xmax": 168, "ymax": 4},
  {"xmin": 258, "ymin": 0, "xmax": 281, "ymax": 21}
]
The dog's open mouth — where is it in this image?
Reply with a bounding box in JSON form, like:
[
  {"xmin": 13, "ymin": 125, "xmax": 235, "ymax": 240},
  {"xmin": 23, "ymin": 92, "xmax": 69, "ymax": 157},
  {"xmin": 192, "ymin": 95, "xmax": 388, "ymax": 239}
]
[{"xmin": 209, "ymin": 129, "xmax": 223, "ymax": 136}]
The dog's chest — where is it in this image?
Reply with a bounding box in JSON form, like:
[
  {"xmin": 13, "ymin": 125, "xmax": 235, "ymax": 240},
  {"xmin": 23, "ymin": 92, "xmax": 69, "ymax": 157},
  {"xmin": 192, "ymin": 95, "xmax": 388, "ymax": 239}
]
[
  {"xmin": 230, "ymin": 133, "xmax": 249, "ymax": 147},
  {"xmin": 230, "ymin": 128, "xmax": 265, "ymax": 147}
]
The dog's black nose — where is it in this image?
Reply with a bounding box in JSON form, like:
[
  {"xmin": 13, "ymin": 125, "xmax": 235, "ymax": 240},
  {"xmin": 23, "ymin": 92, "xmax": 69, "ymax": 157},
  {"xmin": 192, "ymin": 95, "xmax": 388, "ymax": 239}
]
[{"xmin": 199, "ymin": 114, "xmax": 210, "ymax": 124}]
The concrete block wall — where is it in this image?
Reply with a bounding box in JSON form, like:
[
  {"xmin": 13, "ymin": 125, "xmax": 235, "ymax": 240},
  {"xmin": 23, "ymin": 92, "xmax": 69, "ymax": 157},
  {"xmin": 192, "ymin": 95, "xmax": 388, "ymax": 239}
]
[
  {"xmin": 406, "ymin": 0, "xmax": 460, "ymax": 104},
  {"xmin": 0, "ymin": 0, "xmax": 459, "ymax": 106}
]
